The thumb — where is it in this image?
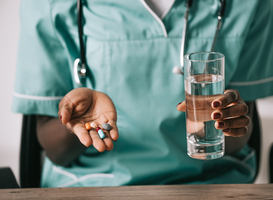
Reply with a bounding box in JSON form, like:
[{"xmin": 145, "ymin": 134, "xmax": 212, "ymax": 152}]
[
  {"xmin": 177, "ymin": 101, "xmax": 186, "ymax": 112},
  {"xmin": 58, "ymin": 96, "xmax": 74, "ymax": 125}
]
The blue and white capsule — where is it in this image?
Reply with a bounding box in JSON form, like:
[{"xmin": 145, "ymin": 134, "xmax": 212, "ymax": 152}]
[{"xmin": 96, "ymin": 127, "xmax": 105, "ymax": 139}]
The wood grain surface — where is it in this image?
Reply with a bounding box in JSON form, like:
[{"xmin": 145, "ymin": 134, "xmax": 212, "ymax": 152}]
[{"xmin": 1, "ymin": 184, "xmax": 272, "ymax": 200}]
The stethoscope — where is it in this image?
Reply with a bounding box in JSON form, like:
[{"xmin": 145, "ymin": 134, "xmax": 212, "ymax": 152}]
[
  {"xmin": 74, "ymin": 0, "xmax": 87, "ymax": 86},
  {"xmin": 74, "ymin": 0, "xmax": 226, "ymax": 86}
]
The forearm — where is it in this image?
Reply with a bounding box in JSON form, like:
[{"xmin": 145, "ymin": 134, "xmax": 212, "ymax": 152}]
[
  {"xmin": 36, "ymin": 115, "xmax": 87, "ymax": 166},
  {"xmin": 225, "ymin": 101, "xmax": 254, "ymax": 155}
]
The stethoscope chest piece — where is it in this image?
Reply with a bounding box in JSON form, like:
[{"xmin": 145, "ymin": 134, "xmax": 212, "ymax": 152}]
[
  {"xmin": 74, "ymin": 58, "xmax": 87, "ymax": 86},
  {"xmin": 172, "ymin": 66, "xmax": 184, "ymax": 75}
]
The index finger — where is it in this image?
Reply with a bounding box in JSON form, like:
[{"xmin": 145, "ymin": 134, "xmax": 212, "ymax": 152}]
[
  {"xmin": 212, "ymin": 89, "xmax": 239, "ymax": 109},
  {"xmin": 186, "ymin": 94, "xmax": 223, "ymax": 110},
  {"xmin": 58, "ymin": 96, "xmax": 74, "ymax": 125}
]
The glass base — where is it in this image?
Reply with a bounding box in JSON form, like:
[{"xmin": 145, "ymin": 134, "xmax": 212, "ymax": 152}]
[{"xmin": 187, "ymin": 139, "xmax": 224, "ymax": 160}]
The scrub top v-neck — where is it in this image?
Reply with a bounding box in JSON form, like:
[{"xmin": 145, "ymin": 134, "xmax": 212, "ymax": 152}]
[{"xmin": 145, "ymin": 0, "xmax": 175, "ymax": 19}]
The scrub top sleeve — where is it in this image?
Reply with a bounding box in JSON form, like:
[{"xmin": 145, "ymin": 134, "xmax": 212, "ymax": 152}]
[
  {"xmin": 227, "ymin": 1, "xmax": 273, "ymax": 101},
  {"xmin": 12, "ymin": 0, "xmax": 73, "ymax": 117}
]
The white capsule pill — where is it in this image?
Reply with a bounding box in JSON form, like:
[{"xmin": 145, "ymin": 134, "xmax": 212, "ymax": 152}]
[{"xmin": 90, "ymin": 122, "xmax": 98, "ymax": 129}]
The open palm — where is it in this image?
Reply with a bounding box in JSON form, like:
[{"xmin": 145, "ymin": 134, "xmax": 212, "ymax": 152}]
[{"xmin": 58, "ymin": 88, "xmax": 118, "ymax": 152}]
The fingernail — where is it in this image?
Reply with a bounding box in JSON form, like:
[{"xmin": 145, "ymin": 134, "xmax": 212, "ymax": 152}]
[
  {"xmin": 223, "ymin": 128, "xmax": 230, "ymax": 133},
  {"xmin": 213, "ymin": 113, "xmax": 221, "ymax": 119},
  {"xmin": 60, "ymin": 115, "xmax": 62, "ymax": 124},
  {"xmin": 177, "ymin": 102, "xmax": 182, "ymax": 107},
  {"xmin": 218, "ymin": 122, "xmax": 225, "ymax": 128},
  {"xmin": 213, "ymin": 101, "xmax": 220, "ymax": 108}
]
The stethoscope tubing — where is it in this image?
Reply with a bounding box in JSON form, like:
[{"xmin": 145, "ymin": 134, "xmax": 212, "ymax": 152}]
[
  {"xmin": 74, "ymin": 0, "xmax": 226, "ymax": 85},
  {"xmin": 74, "ymin": 0, "xmax": 87, "ymax": 86},
  {"xmin": 77, "ymin": 0, "xmax": 86, "ymax": 66},
  {"xmin": 179, "ymin": 0, "xmax": 193, "ymax": 75},
  {"xmin": 178, "ymin": 0, "xmax": 226, "ymax": 75}
]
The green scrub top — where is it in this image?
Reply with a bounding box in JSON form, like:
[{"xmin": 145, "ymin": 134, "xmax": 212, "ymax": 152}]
[{"xmin": 13, "ymin": 0, "xmax": 273, "ymax": 187}]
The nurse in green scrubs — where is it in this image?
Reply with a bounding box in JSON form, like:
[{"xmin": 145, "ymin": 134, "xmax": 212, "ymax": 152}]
[{"xmin": 13, "ymin": 0, "xmax": 273, "ymax": 187}]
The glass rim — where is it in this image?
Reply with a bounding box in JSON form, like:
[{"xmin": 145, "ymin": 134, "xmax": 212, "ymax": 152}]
[{"xmin": 184, "ymin": 51, "xmax": 225, "ymax": 63}]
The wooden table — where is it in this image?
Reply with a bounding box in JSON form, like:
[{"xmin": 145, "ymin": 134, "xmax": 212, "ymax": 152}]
[{"xmin": 1, "ymin": 184, "xmax": 272, "ymax": 200}]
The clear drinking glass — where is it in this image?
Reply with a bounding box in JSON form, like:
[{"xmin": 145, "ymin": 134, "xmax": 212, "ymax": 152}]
[{"xmin": 184, "ymin": 52, "xmax": 225, "ymax": 160}]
